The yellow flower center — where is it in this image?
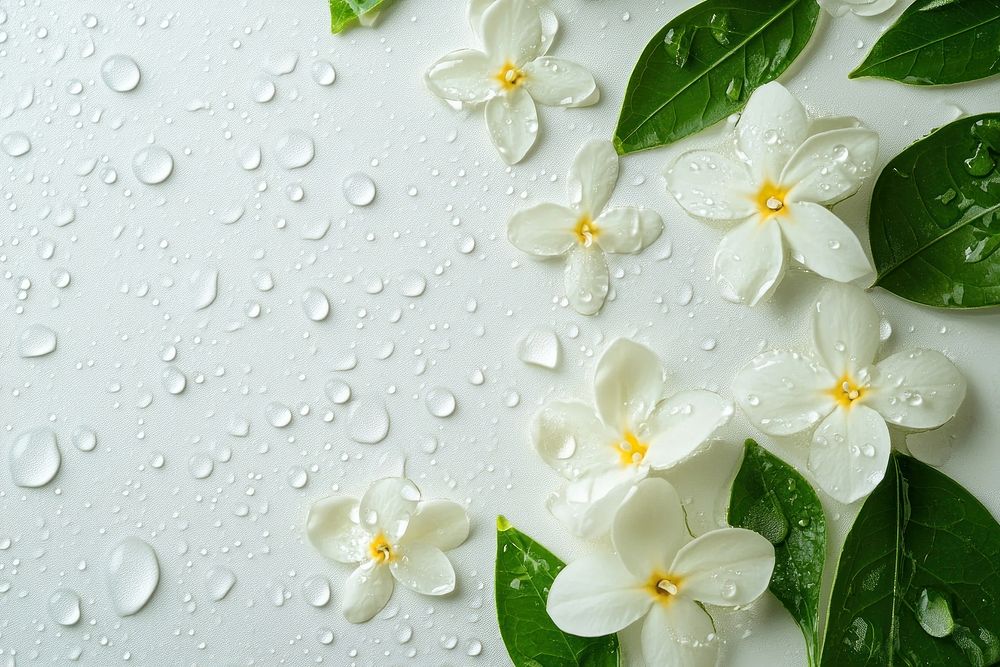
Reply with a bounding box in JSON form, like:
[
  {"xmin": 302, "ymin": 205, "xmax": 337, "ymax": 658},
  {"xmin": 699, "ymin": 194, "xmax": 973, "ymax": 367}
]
[
  {"xmin": 495, "ymin": 62, "xmax": 526, "ymax": 91},
  {"xmin": 368, "ymin": 533, "xmax": 394, "ymax": 563},
  {"xmin": 613, "ymin": 430, "xmax": 649, "ymax": 467},
  {"xmin": 754, "ymin": 182, "xmax": 790, "ymax": 219},
  {"xmin": 828, "ymin": 374, "xmax": 868, "ymax": 409},
  {"xmin": 574, "ymin": 215, "xmax": 600, "ymax": 247},
  {"xmin": 645, "ymin": 571, "xmax": 683, "ymax": 605}
]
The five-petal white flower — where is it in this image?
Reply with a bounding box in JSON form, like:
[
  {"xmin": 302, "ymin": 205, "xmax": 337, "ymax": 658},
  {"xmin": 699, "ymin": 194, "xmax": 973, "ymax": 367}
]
[
  {"xmin": 306, "ymin": 477, "xmax": 470, "ymax": 622},
  {"xmin": 508, "ymin": 140, "xmax": 664, "ymax": 315},
  {"xmin": 425, "ymin": 0, "xmax": 598, "ymax": 164},
  {"xmin": 819, "ymin": 0, "xmax": 896, "ymax": 17},
  {"xmin": 733, "ymin": 283, "xmax": 967, "ymax": 504},
  {"xmin": 665, "ymin": 81, "xmax": 878, "ymax": 306},
  {"xmin": 547, "ymin": 478, "xmax": 775, "ymax": 667},
  {"xmin": 534, "ymin": 338, "xmax": 731, "ymax": 538}
]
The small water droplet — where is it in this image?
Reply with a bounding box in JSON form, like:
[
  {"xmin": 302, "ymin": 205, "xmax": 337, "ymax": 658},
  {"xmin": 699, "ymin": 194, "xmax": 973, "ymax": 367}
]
[{"xmin": 310, "ymin": 60, "xmax": 336, "ymax": 86}]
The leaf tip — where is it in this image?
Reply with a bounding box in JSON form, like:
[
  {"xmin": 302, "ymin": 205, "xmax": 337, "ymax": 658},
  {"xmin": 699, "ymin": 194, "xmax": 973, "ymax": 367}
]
[{"xmin": 496, "ymin": 515, "xmax": 512, "ymax": 532}]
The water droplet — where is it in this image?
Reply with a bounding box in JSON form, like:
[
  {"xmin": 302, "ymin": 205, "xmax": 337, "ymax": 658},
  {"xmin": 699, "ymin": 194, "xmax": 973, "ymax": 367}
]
[
  {"xmin": 343, "ymin": 172, "xmax": 376, "ymax": 206},
  {"xmin": 517, "ymin": 329, "xmax": 560, "ymax": 369},
  {"xmin": 249, "ymin": 77, "xmax": 275, "ymax": 103},
  {"xmin": 72, "ymin": 426, "xmax": 97, "ymax": 452},
  {"xmin": 187, "ymin": 453, "xmax": 213, "ymax": 479},
  {"xmin": 190, "ymin": 268, "xmax": 218, "ymax": 310},
  {"xmin": 48, "ymin": 588, "xmax": 82, "ymax": 626},
  {"xmin": 324, "ymin": 378, "xmax": 352, "ymax": 404},
  {"xmin": 302, "ymin": 575, "xmax": 331, "ymax": 607},
  {"xmin": 397, "ymin": 271, "xmax": 426, "ymax": 297},
  {"xmin": 310, "ymin": 60, "xmax": 336, "ymax": 86},
  {"xmin": 916, "ymin": 589, "xmax": 954, "ymax": 638},
  {"xmin": 663, "ymin": 26, "xmax": 693, "ymax": 67},
  {"xmin": 1, "ymin": 131, "xmax": 31, "ymax": 157},
  {"xmin": 316, "ymin": 627, "xmax": 335, "ymax": 645},
  {"xmin": 301, "ymin": 287, "xmax": 331, "ymax": 321},
  {"xmin": 132, "ymin": 145, "xmax": 173, "ymax": 184},
  {"xmin": 8, "ymin": 428, "xmax": 61, "ymax": 488},
  {"xmin": 287, "ymin": 465, "xmax": 308, "ymax": 489},
  {"xmin": 425, "ymin": 387, "xmax": 456, "ymax": 418},
  {"xmin": 106, "ymin": 537, "xmax": 159, "ymax": 617},
  {"xmin": 266, "ymin": 402, "xmax": 293, "ymax": 428},
  {"xmin": 466, "ymin": 639, "xmax": 483, "ymax": 657},
  {"xmin": 240, "ymin": 145, "xmax": 262, "ymax": 171},
  {"xmin": 709, "ymin": 12, "xmax": 731, "ymax": 45},
  {"xmin": 161, "ymin": 365, "xmax": 187, "ymax": 395},
  {"xmin": 347, "ymin": 399, "xmax": 390, "ymax": 444},
  {"xmin": 205, "ymin": 566, "xmax": 236, "ymax": 601},
  {"xmin": 101, "ymin": 54, "xmax": 141, "ymax": 92},
  {"xmin": 18, "ymin": 324, "xmax": 57, "ymax": 357},
  {"xmin": 274, "ymin": 130, "xmax": 315, "ymax": 170}
]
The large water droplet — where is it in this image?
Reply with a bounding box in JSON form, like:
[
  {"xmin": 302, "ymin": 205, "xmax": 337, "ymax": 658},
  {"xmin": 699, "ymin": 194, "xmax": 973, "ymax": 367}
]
[
  {"xmin": 101, "ymin": 54, "xmax": 141, "ymax": 92},
  {"xmin": 8, "ymin": 428, "xmax": 61, "ymax": 488},
  {"xmin": 916, "ymin": 589, "xmax": 954, "ymax": 638},
  {"xmin": 161, "ymin": 365, "xmax": 187, "ymax": 395},
  {"xmin": 18, "ymin": 324, "xmax": 57, "ymax": 358},
  {"xmin": 72, "ymin": 426, "xmax": 97, "ymax": 452},
  {"xmin": 301, "ymin": 574, "xmax": 331, "ymax": 607},
  {"xmin": 266, "ymin": 402, "xmax": 293, "ymax": 428},
  {"xmin": 517, "ymin": 329, "xmax": 559, "ymax": 369},
  {"xmin": 48, "ymin": 588, "xmax": 82, "ymax": 626},
  {"xmin": 425, "ymin": 387, "xmax": 456, "ymax": 418},
  {"xmin": 301, "ymin": 287, "xmax": 330, "ymax": 321},
  {"xmin": 347, "ymin": 399, "xmax": 390, "ymax": 444},
  {"xmin": 324, "ymin": 378, "xmax": 352, "ymax": 405},
  {"xmin": 310, "ymin": 60, "xmax": 336, "ymax": 86},
  {"xmin": 663, "ymin": 26, "xmax": 693, "ymax": 67},
  {"xmin": 205, "ymin": 566, "xmax": 236, "ymax": 601},
  {"xmin": 132, "ymin": 145, "xmax": 173, "ymax": 184},
  {"xmin": 1, "ymin": 131, "xmax": 31, "ymax": 157},
  {"xmin": 274, "ymin": 130, "xmax": 315, "ymax": 170},
  {"xmin": 343, "ymin": 172, "xmax": 376, "ymax": 206},
  {"xmin": 106, "ymin": 537, "xmax": 159, "ymax": 616}
]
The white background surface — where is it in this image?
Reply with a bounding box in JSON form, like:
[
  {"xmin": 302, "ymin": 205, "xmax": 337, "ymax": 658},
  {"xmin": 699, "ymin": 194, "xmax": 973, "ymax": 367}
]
[{"xmin": 1, "ymin": 0, "xmax": 999, "ymax": 665}]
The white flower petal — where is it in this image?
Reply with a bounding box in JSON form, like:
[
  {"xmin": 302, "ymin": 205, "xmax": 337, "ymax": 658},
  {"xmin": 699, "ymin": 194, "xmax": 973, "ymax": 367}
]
[
  {"xmin": 593, "ymin": 207, "xmax": 663, "ymax": 254},
  {"xmin": 306, "ymin": 496, "xmax": 368, "ymax": 563},
  {"xmin": 809, "ymin": 116, "xmax": 863, "ymax": 135},
  {"xmin": 594, "ymin": 338, "xmax": 664, "ymax": 432},
  {"xmin": 736, "ymin": 82, "xmax": 809, "ymax": 183},
  {"xmin": 783, "ymin": 128, "xmax": 879, "ymax": 206},
  {"xmin": 548, "ymin": 467, "xmax": 641, "ymax": 539},
  {"xmin": 425, "ymin": 49, "xmax": 497, "ymax": 104},
  {"xmin": 868, "ymin": 349, "xmax": 967, "ymax": 430},
  {"xmin": 644, "ymin": 390, "xmax": 732, "ymax": 470},
  {"xmin": 343, "ymin": 561, "xmax": 393, "ymax": 623},
  {"xmin": 468, "ymin": 0, "xmax": 494, "ymax": 37},
  {"xmin": 818, "ymin": 0, "xmax": 897, "ymax": 17},
  {"xmin": 390, "ymin": 543, "xmax": 456, "ymax": 595},
  {"xmin": 671, "ymin": 528, "xmax": 775, "ymax": 607},
  {"xmin": 481, "ymin": 0, "xmax": 543, "ymax": 65},
  {"xmin": 812, "ymin": 282, "xmax": 881, "ymax": 377},
  {"xmin": 485, "ymin": 88, "xmax": 538, "ymax": 165},
  {"xmin": 564, "ymin": 244, "xmax": 609, "ymax": 316},
  {"xmin": 714, "ymin": 217, "xmax": 786, "ymax": 306},
  {"xmin": 779, "ymin": 202, "xmax": 873, "ymax": 283},
  {"xmin": 507, "ymin": 202, "xmax": 577, "ymax": 256},
  {"xmin": 401, "ymin": 500, "xmax": 470, "ymax": 551},
  {"xmin": 567, "ymin": 139, "xmax": 619, "ymax": 216},
  {"xmin": 641, "ymin": 599, "xmax": 719, "ymax": 667},
  {"xmin": 733, "ymin": 350, "xmax": 837, "ymax": 436},
  {"xmin": 665, "ymin": 151, "xmax": 757, "ymax": 222},
  {"xmin": 612, "ymin": 478, "xmax": 687, "ymax": 579},
  {"xmin": 808, "ymin": 405, "xmax": 891, "ymax": 504},
  {"xmin": 359, "ymin": 477, "xmax": 420, "ymax": 542},
  {"xmin": 523, "ymin": 57, "xmax": 597, "ymax": 107},
  {"xmin": 470, "ymin": 0, "xmax": 558, "ymax": 55},
  {"xmin": 533, "ymin": 400, "xmax": 618, "ymax": 479},
  {"xmin": 547, "ymin": 554, "xmax": 651, "ymax": 636}
]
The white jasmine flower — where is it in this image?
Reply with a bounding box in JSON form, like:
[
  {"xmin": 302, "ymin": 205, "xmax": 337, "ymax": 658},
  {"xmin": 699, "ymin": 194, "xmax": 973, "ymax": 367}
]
[
  {"xmin": 306, "ymin": 477, "xmax": 470, "ymax": 622},
  {"xmin": 819, "ymin": 0, "xmax": 896, "ymax": 17},
  {"xmin": 425, "ymin": 0, "xmax": 598, "ymax": 164},
  {"xmin": 665, "ymin": 82, "xmax": 877, "ymax": 306},
  {"xmin": 733, "ymin": 283, "xmax": 966, "ymax": 503},
  {"xmin": 508, "ymin": 140, "xmax": 663, "ymax": 315},
  {"xmin": 533, "ymin": 339, "xmax": 731, "ymax": 538},
  {"xmin": 547, "ymin": 478, "xmax": 775, "ymax": 667}
]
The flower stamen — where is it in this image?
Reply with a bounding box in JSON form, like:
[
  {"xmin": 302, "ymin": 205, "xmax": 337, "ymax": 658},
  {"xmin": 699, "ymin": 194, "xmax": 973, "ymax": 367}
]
[
  {"xmin": 368, "ymin": 533, "xmax": 394, "ymax": 563},
  {"xmin": 495, "ymin": 62, "xmax": 526, "ymax": 91},
  {"xmin": 613, "ymin": 430, "xmax": 648, "ymax": 466},
  {"xmin": 754, "ymin": 182, "xmax": 790, "ymax": 219},
  {"xmin": 574, "ymin": 215, "xmax": 600, "ymax": 247},
  {"xmin": 828, "ymin": 374, "xmax": 868, "ymax": 409}
]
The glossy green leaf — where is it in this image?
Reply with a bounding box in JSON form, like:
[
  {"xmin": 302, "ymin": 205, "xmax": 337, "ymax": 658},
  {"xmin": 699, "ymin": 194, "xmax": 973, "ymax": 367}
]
[
  {"xmin": 612, "ymin": 0, "xmax": 820, "ymax": 155},
  {"xmin": 329, "ymin": 0, "xmax": 387, "ymax": 34},
  {"xmin": 870, "ymin": 113, "xmax": 1000, "ymax": 308},
  {"xmin": 822, "ymin": 454, "xmax": 1000, "ymax": 666},
  {"xmin": 495, "ymin": 516, "xmax": 621, "ymax": 667},
  {"xmin": 728, "ymin": 440, "xmax": 827, "ymax": 667},
  {"xmin": 851, "ymin": 0, "xmax": 1000, "ymax": 86}
]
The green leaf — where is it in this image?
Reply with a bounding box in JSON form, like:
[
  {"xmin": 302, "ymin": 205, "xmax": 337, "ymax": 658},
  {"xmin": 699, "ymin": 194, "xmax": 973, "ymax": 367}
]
[
  {"xmin": 728, "ymin": 440, "xmax": 827, "ymax": 667},
  {"xmin": 612, "ymin": 0, "xmax": 820, "ymax": 155},
  {"xmin": 850, "ymin": 0, "xmax": 1000, "ymax": 86},
  {"xmin": 822, "ymin": 454, "xmax": 1000, "ymax": 666},
  {"xmin": 495, "ymin": 516, "xmax": 621, "ymax": 667},
  {"xmin": 329, "ymin": 0, "xmax": 388, "ymax": 34},
  {"xmin": 870, "ymin": 113, "xmax": 1000, "ymax": 308}
]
